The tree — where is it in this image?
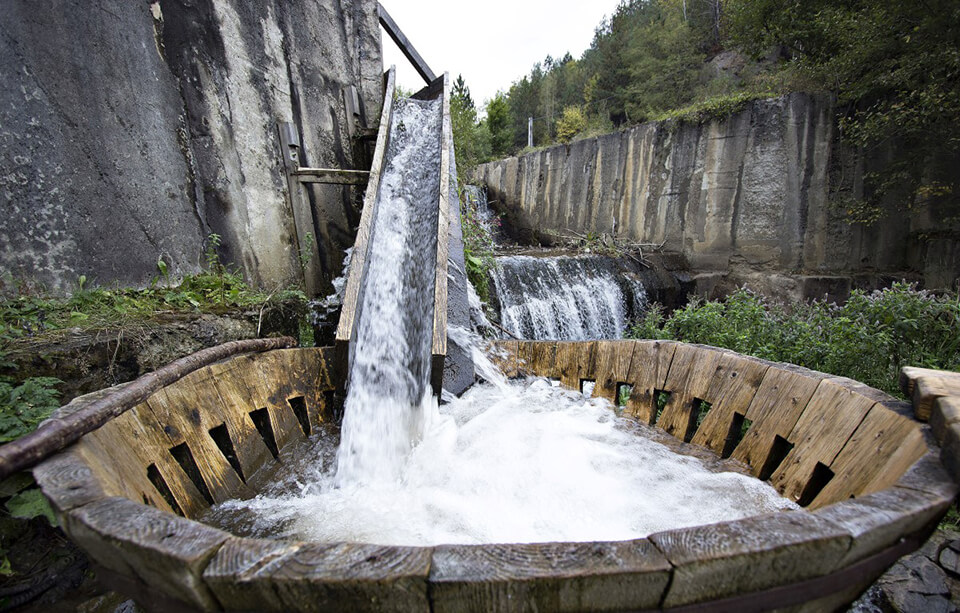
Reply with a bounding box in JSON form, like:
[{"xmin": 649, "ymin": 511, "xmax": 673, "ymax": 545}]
[
  {"xmin": 555, "ymin": 106, "xmax": 588, "ymax": 143},
  {"xmin": 727, "ymin": 0, "xmax": 960, "ymax": 225},
  {"xmin": 485, "ymin": 93, "xmax": 512, "ymax": 158}
]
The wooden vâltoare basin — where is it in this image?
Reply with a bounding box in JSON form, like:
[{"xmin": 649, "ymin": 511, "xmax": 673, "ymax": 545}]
[{"xmin": 33, "ymin": 340, "xmax": 960, "ymax": 612}]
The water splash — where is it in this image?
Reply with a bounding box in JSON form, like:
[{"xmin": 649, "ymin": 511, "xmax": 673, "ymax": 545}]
[
  {"xmin": 491, "ymin": 255, "xmax": 647, "ymax": 340},
  {"xmin": 208, "ymin": 361, "xmax": 796, "ymax": 546}
]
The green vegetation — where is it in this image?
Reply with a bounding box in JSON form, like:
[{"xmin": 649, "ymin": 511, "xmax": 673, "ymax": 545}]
[
  {"xmin": 628, "ymin": 285, "xmax": 960, "ymax": 397},
  {"xmin": 451, "ymin": 0, "xmax": 959, "ymax": 229},
  {"xmin": 459, "ymin": 188, "xmax": 499, "ymax": 304}
]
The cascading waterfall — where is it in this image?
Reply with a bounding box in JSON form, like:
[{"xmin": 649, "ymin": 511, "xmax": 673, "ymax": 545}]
[
  {"xmin": 491, "ymin": 255, "xmax": 648, "ymax": 340},
  {"xmin": 204, "ymin": 108, "xmax": 796, "ymax": 549},
  {"xmin": 334, "ymin": 97, "xmax": 441, "ymax": 485}
]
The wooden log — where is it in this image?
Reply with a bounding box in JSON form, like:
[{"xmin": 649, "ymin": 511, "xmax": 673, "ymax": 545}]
[
  {"xmin": 813, "ymin": 485, "xmax": 953, "ymax": 567},
  {"xmin": 729, "ymin": 366, "xmax": 822, "ymax": 477},
  {"xmin": 429, "ymin": 540, "xmax": 671, "ymax": 613},
  {"xmin": 63, "ymin": 496, "xmax": 230, "ymax": 611},
  {"xmin": 0, "ymin": 337, "xmax": 296, "ymax": 480},
  {"xmin": 769, "ymin": 379, "xmax": 876, "ymax": 503},
  {"xmin": 650, "ymin": 511, "xmax": 851, "ymax": 608},
  {"xmin": 810, "ymin": 406, "xmax": 926, "ymax": 508}
]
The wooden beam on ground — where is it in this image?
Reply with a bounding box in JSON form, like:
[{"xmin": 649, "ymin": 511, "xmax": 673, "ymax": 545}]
[
  {"xmin": 377, "ymin": 3, "xmax": 436, "ymax": 84},
  {"xmin": 293, "ymin": 168, "xmax": 370, "ymax": 185}
]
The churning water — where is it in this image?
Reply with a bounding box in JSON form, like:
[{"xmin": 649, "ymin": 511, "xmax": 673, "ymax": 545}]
[
  {"xmin": 491, "ymin": 255, "xmax": 648, "ymax": 340},
  {"xmin": 207, "ymin": 331, "xmax": 796, "ymax": 545}
]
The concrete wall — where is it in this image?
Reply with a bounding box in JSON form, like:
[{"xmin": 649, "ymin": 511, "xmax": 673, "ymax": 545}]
[
  {"xmin": 476, "ymin": 94, "xmax": 960, "ymax": 299},
  {"xmin": 0, "ymin": 0, "xmax": 382, "ymax": 295}
]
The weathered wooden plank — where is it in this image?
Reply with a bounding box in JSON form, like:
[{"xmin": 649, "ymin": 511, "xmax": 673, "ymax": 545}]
[
  {"xmin": 190, "ymin": 364, "xmax": 276, "ymax": 484},
  {"xmin": 931, "ymin": 396, "xmax": 960, "ymax": 447},
  {"xmin": 592, "ymin": 341, "xmax": 636, "ymax": 402},
  {"xmin": 529, "ymin": 341, "xmax": 560, "ymax": 378},
  {"xmin": 814, "ymin": 485, "xmax": 953, "ymax": 567},
  {"xmin": 892, "ymin": 450, "xmax": 960, "ymax": 503},
  {"xmin": 243, "ymin": 352, "xmax": 307, "ymax": 451},
  {"xmin": 429, "ymin": 540, "xmax": 671, "ymax": 612},
  {"xmin": 554, "ymin": 341, "xmax": 583, "ymax": 390},
  {"xmin": 656, "ymin": 345, "xmax": 724, "ymax": 441},
  {"xmin": 940, "ymin": 422, "xmax": 960, "ymax": 483},
  {"xmin": 231, "ymin": 542, "xmax": 432, "ymax": 612},
  {"xmin": 144, "ymin": 385, "xmax": 252, "ymax": 504},
  {"xmin": 101, "ymin": 403, "xmax": 210, "ymax": 517},
  {"xmin": 63, "ymin": 497, "xmax": 229, "ymax": 611},
  {"xmin": 336, "ymin": 68, "xmax": 396, "ymax": 347},
  {"xmin": 623, "ymin": 341, "xmax": 677, "ymax": 424},
  {"xmin": 769, "ymin": 380, "xmax": 876, "ymax": 503},
  {"xmin": 488, "ymin": 340, "xmax": 519, "ymax": 378},
  {"xmin": 913, "ymin": 374, "xmax": 960, "ymax": 421},
  {"xmin": 203, "ymin": 536, "xmax": 303, "ymax": 611},
  {"xmin": 378, "ymin": 4, "xmax": 436, "ymax": 84},
  {"xmin": 293, "ymin": 168, "xmax": 370, "ymax": 185},
  {"xmin": 900, "ymin": 366, "xmax": 960, "ymax": 398},
  {"xmin": 810, "ymin": 405, "xmax": 924, "ymax": 508},
  {"xmin": 690, "ymin": 353, "xmax": 770, "ymax": 454},
  {"xmin": 650, "ymin": 511, "xmax": 851, "ymax": 608},
  {"xmin": 432, "ymin": 73, "xmax": 452, "ymax": 369},
  {"xmin": 80, "ymin": 409, "xmax": 185, "ymax": 515},
  {"xmin": 729, "ymin": 367, "xmax": 822, "ymax": 476},
  {"xmin": 33, "ymin": 447, "xmax": 109, "ymax": 515}
]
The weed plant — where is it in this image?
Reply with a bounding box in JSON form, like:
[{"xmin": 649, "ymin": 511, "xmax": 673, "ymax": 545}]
[{"xmin": 629, "ymin": 284, "xmax": 960, "ymax": 397}]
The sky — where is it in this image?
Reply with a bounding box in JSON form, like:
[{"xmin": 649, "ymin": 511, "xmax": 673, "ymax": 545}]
[{"xmin": 380, "ymin": 0, "xmax": 624, "ymax": 112}]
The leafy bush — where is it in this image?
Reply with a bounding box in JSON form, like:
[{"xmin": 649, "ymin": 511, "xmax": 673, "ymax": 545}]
[
  {"xmin": 629, "ymin": 284, "xmax": 960, "ymax": 396},
  {"xmin": 0, "ymin": 376, "xmax": 61, "ymax": 443}
]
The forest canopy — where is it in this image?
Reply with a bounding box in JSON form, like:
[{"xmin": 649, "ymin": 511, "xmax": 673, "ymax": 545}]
[{"xmin": 452, "ymin": 0, "xmax": 960, "ymax": 226}]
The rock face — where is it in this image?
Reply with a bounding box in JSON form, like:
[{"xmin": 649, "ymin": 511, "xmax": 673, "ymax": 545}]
[
  {"xmin": 0, "ymin": 0, "xmax": 382, "ymax": 295},
  {"xmin": 475, "ymin": 94, "xmax": 960, "ymax": 299}
]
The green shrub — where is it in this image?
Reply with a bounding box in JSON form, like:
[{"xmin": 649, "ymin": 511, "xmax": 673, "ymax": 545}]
[{"xmin": 628, "ymin": 284, "xmax": 960, "ymax": 396}]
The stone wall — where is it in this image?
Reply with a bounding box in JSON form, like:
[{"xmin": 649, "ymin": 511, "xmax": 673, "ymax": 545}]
[
  {"xmin": 0, "ymin": 0, "xmax": 382, "ymax": 295},
  {"xmin": 475, "ymin": 94, "xmax": 960, "ymax": 300}
]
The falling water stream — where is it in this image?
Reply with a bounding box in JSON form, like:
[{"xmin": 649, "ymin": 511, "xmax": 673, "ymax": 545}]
[{"xmin": 205, "ymin": 98, "xmax": 796, "ymax": 546}]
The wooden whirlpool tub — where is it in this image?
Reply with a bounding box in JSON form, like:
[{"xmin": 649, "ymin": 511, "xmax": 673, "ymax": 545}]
[{"xmin": 32, "ymin": 339, "xmax": 960, "ymax": 612}]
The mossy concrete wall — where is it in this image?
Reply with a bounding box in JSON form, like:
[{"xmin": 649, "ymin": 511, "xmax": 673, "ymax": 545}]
[
  {"xmin": 476, "ymin": 94, "xmax": 960, "ymax": 301},
  {"xmin": 1, "ymin": 0, "xmax": 382, "ymax": 295}
]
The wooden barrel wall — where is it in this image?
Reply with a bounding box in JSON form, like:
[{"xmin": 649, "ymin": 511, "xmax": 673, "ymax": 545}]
[{"xmin": 32, "ymin": 342, "xmax": 960, "ymax": 612}]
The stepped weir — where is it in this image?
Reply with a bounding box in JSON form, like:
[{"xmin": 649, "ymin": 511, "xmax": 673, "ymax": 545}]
[{"xmin": 8, "ymin": 69, "xmax": 960, "ymax": 611}]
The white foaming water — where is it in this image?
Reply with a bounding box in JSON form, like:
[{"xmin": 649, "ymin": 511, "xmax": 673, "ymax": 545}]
[
  {"xmin": 491, "ymin": 255, "xmax": 647, "ymax": 340},
  {"xmin": 334, "ymin": 98, "xmax": 441, "ymax": 485},
  {"xmin": 208, "ymin": 328, "xmax": 796, "ymax": 546}
]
